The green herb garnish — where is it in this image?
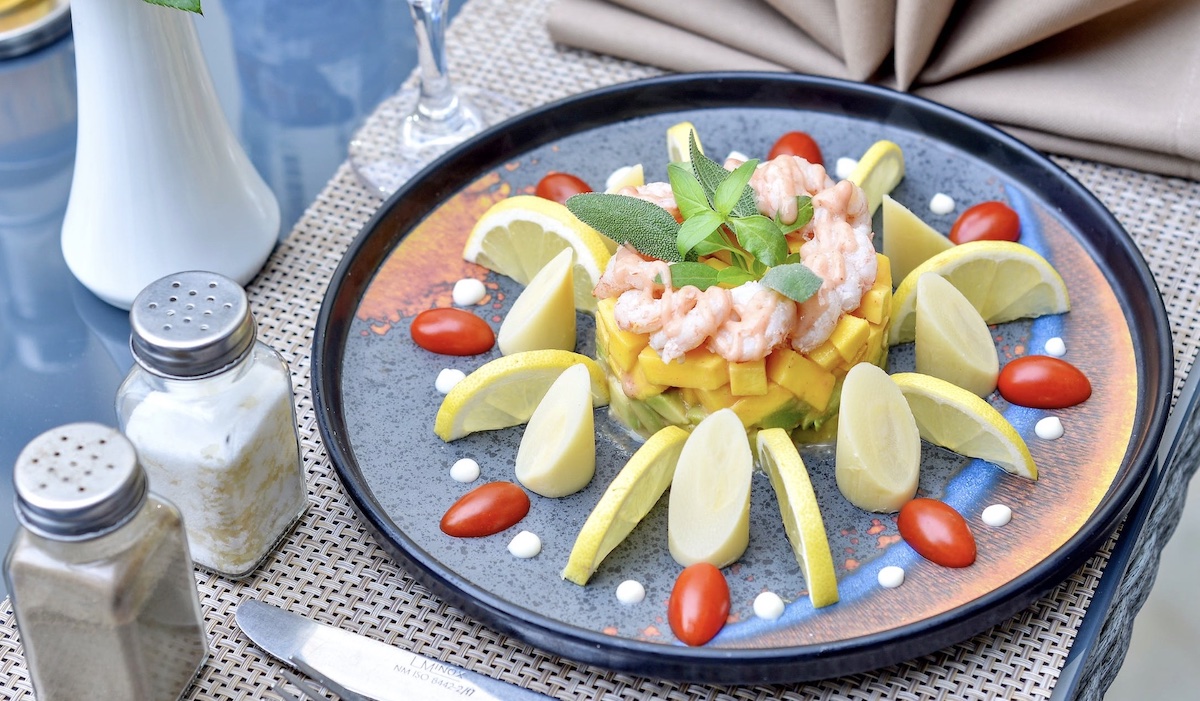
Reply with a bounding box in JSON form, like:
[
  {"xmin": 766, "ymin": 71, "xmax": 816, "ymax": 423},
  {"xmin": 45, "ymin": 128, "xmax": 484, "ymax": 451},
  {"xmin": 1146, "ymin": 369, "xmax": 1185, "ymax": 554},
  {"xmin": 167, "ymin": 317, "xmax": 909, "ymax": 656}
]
[
  {"xmin": 143, "ymin": 0, "xmax": 202, "ymax": 12},
  {"xmin": 565, "ymin": 129, "xmax": 822, "ymax": 303}
]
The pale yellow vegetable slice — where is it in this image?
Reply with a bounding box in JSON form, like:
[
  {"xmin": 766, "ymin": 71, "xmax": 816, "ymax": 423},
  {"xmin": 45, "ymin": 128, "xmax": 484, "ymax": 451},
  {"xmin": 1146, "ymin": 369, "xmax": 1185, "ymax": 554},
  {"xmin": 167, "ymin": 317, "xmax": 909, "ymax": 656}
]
[
  {"xmin": 835, "ymin": 363, "xmax": 920, "ymax": 512},
  {"xmin": 515, "ymin": 363, "xmax": 596, "ymax": 497},
  {"xmin": 881, "ymin": 194, "xmax": 953, "ymax": 286},
  {"xmin": 497, "ymin": 248, "xmax": 577, "ymax": 355},
  {"xmin": 891, "ymin": 372, "xmax": 1037, "ymax": 479},
  {"xmin": 562, "ymin": 425, "xmax": 688, "ymax": 585},
  {"xmin": 668, "ymin": 408, "xmax": 751, "ymax": 567},
  {"xmin": 757, "ymin": 428, "xmax": 839, "ymax": 608},
  {"xmin": 914, "ymin": 273, "xmax": 1000, "ymax": 397}
]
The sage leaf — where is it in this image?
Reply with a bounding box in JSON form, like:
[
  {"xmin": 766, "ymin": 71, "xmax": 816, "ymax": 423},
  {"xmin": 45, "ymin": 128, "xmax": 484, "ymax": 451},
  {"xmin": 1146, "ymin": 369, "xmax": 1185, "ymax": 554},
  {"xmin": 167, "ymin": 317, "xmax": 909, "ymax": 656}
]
[
  {"xmin": 713, "ymin": 160, "xmax": 756, "ymax": 217},
  {"xmin": 667, "ymin": 163, "xmax": 711, "ymax": 220},
  {"xmin": 566, "ymin": 193, "xmax": 681, "ymax": 262},
  {"xmin": 760, "ymin": 263, "xmax": 823, "ymax": 303},
  {"xmin": 677, "ymin": 210, "xmax": 725, "ymax": 261},
  {"xmin": 143, "ymin": 0, "xmax": 202, "ymax": 11},
  {"xmin": 776, "ymin": 196, "xmax": 814, "ymax": 235},
  {"xmin": 666, "ymin": 262, "xmax": 721, "ymax": 290},
  {"xmin": 729, "ymin": 215, "xmax": 788, "ymax": 268}
]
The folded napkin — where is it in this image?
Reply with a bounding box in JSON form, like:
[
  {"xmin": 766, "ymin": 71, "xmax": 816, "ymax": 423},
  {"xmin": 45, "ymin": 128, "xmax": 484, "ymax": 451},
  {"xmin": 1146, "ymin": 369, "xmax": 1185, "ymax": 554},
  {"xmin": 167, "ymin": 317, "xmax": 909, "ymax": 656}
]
[{"xmin": 547, "ymin": 0, "xmax": 1200, "ymax": 179}]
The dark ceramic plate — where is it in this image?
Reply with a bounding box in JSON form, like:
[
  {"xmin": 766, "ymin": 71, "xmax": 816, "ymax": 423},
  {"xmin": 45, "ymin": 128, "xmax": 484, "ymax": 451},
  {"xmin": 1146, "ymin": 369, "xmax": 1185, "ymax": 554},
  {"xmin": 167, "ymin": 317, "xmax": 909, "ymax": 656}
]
[{"xmin": 312, "ymin": 73, "xmax": 1172, "ymax": 683}]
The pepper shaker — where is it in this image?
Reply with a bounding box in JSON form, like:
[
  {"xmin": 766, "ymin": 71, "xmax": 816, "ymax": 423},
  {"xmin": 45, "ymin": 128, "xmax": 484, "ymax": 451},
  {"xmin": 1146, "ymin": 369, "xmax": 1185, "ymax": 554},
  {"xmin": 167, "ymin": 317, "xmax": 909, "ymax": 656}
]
[
  {"xmin": 4, "ymin": 423, "xmax": 208, "ymax": 701},
  {"xmin": 116, "ymin": 271, "xmax": 308, "ymax": 577}
]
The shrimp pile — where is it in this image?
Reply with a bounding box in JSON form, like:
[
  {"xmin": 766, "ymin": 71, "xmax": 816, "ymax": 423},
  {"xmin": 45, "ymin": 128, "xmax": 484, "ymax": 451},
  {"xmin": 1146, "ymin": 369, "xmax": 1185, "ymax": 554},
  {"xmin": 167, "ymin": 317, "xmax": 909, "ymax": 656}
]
[{"xmin": 593, "ymin": 154, "xmax": 877, "ymax": 362}]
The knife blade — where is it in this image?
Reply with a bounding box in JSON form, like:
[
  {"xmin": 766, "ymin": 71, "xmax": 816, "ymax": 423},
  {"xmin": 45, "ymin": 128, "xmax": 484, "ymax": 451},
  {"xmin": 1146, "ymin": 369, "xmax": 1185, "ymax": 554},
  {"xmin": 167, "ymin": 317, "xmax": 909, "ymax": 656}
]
[{"xmin": 236, "ymin": 600, "xmax": 551, "ymax": 701}]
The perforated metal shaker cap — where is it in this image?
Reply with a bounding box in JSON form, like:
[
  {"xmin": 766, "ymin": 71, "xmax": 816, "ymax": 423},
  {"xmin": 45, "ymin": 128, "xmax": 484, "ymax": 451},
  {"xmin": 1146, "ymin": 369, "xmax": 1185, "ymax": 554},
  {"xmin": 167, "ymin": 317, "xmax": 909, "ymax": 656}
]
[
  {"xmin": 129, "ymin": 271, "xmax": 256, "ymax": 378},
  {"xmin": 13, "ymin": 423, "xmax": 148, "ymax": 540}
]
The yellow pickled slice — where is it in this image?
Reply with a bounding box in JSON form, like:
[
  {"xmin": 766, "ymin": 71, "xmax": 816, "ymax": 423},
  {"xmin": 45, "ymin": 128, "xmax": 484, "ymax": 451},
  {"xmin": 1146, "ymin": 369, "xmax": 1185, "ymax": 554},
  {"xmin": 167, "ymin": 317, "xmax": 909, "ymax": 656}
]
[
  {"xmin": 835, "ymin": 363, "xmax": 920, "ymax": 512},
  {"xmin": 914, "ymin": 272, "xmax": 999, "ymax": 397},
  {"xmin": 668, "ymin": 408, "xmax": 751, "ymax": 567},
  {"xmin": 497, "ymin": 248, "xmax": 577, "ymax": 355},
  {"xmin": 881, "ymin": 194, "xmax": 953, "ymax": 285},
  {"xmin": 515, "ymin": 363, "xmax": 596, "ymax": 498}
]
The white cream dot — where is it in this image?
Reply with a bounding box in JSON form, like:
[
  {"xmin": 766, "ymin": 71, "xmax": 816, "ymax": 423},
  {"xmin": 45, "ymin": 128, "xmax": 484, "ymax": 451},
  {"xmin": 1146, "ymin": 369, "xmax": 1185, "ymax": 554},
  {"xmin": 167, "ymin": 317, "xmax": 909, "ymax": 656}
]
[
  {"xmin": 452, "ymin": 278, "xmax": 487, "ymax": 306},
  {"xmin": 929, "ymin": 193, "xmax": 955, "ymax": 215},
  {"xmin": 725, "ymin": 150, "xmax": 751, "ymax": 164},
  {"xmin": 1044, "ymin": 337, "xmax": 1067, "ymax": 357},
  {"xmin": 449, "ymin": 458, "xmax": 480, "ymax": 483},
  {"xmin": 507, "ymin": 531, "xmax": 541, "ymax": 559},
  {"xmin": 878, "ymin": 566, "xmax": 905, "ymax": 588},
  {"xmin": 1035, "ymin": 416, "xmax": 1064, "ymax": 440},
  {"xmin": 982, "ymin": 504, "xmax": 1013, "ymax": 527},
  {"xmin": 435, "ymin": 368, "xmax": 466, "ymax": 394},
  {"xmin": 753, "ymin": 591, "xmax": 786, "ymax": 620},
  {"xmin": 835, "ymin": 157, "xmax": 858, "ymax": 180},
  {"xmin": 616, "ymin": 580, "xmax": 646, "ymax": 605}
]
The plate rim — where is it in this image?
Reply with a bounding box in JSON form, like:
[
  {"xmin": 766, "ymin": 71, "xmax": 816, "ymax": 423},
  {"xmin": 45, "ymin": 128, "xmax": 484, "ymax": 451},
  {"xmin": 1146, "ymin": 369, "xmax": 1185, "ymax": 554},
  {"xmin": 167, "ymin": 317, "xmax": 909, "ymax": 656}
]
[{"xmin": 312, "ymin": 72, "xmax": 1173, "ymax": 683}]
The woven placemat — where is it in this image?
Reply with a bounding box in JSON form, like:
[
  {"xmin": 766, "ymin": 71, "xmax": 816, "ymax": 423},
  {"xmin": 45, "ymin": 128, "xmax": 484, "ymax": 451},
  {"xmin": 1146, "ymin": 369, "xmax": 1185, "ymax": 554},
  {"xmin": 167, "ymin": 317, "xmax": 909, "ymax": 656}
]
[{"xmin": 1, "ymin": 1, "xmax": 1196, "ymax": 699}]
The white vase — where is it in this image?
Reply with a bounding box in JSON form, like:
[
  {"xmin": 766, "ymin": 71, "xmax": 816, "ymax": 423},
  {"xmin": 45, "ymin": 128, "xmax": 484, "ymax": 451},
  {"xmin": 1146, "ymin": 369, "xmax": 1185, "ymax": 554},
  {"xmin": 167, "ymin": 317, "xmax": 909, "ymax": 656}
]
[{"xmin": 61, "ymin": 0, "xmax": 280, "ymax": 310}]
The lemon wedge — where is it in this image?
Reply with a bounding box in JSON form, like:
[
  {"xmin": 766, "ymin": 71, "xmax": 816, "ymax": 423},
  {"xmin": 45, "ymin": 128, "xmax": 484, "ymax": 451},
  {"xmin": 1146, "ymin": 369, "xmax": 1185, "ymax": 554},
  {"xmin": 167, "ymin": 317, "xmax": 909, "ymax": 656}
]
[
  {"xmin": 915, "ymin": 273, "xmax": 999, "ymax": 397},
  {"xmin": 891, "ymin": 372, "xmax": 1037, "ymax": 479},
  {"xmin": 835, "ymin": 363, "xmax": 920, "ymax": 513},
  {"xmin": 463, "ymin": 195, "xmax": 615, "ymax": 312},
  {"xmin": 847, "ymin": 140, "xmax": 905, "ymax": 217},
  {"xmin": 561, "ymin": 425, "xmax": 688, "ymax": 585},
  {"xmin": 882, "ymin": 194, "xmax": 953, "ymax": 285},
  {"xmin": 605, "ymin": 164, "xmax": 645, "ymax": 193},
  {"xmin": 667, "ymin": 121, "xmax": 703, "ymax": 163},
  {"xmin": 515, "ymin": 364, "xmax": 596, "ymax": 497},
  {"xmin": 888, "ymin": 240, "xmax": 1070, "ymax": 345},
  {"xmin": 668, "ymin": 408, "xmax": 752, "ymax": 567},
  {"xmin": 757, "ymin": 428, "xmax": 839, "ymax": 608},
  {"xmin": 497, "ymin": 248, "xmax": 577, "ymax": 355},
  {"xmin": 433, "ymin": 350, "xmax": 609, "ymax": 442}
]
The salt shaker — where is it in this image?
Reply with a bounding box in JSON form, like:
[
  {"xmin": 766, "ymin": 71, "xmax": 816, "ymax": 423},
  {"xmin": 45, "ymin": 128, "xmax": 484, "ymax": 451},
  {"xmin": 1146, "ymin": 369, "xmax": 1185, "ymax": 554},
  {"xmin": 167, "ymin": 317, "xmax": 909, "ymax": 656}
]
[
  {"xmin": 4, "ymin": 423, "xmax": 208, "ymax": 701},
  {"xmin": 116, "ymin": 271, "xmax": 307, "ymax": 577}
]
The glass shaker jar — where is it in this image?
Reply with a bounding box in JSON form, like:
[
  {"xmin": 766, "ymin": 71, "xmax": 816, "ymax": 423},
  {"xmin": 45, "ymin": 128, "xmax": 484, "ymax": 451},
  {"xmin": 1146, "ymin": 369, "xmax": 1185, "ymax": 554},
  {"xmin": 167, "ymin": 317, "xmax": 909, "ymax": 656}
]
[
  {"xmin": 4, "ymin": 423, "xmax": 208, "ymax": 701},
  {"xmin": 116, "ymin": 271, "xmax": 307, "ymax": 577}
]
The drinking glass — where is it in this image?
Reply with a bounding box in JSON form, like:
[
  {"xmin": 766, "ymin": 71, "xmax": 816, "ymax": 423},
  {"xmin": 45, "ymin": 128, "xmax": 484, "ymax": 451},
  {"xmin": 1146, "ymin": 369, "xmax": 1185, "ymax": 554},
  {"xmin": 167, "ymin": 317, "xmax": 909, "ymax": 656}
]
[{"xmin": 349, "ymin": 0, "xmax": 518, "ymax": 198}]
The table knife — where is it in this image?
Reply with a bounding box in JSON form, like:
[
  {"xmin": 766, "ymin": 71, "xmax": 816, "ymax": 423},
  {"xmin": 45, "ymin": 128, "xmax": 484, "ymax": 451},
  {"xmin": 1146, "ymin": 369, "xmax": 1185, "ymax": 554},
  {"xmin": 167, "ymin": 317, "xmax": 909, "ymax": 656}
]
[{"xmin": 236, "ymin": 600, "xmax": 551, "ymax": 701}]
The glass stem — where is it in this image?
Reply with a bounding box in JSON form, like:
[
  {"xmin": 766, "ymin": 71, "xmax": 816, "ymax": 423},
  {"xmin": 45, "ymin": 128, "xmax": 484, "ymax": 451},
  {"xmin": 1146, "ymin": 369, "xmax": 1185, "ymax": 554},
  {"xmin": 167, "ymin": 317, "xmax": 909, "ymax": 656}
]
[{"xmin": 408, "ymin": 0, "xmax": 463, "ymax": 127}]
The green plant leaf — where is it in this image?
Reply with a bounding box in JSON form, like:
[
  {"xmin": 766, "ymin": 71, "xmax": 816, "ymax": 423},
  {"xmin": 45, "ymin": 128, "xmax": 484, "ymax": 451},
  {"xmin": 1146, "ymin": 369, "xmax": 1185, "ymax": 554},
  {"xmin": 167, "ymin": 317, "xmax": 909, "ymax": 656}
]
[
  {"xmin": 143, "ymin": 0, "xmax": 202, "ymax": 12},
  {"xmin": 690, "ymin": 144, "xmax": 759, "ymax": 218},
  {"xmin": 667, "ymin": 163, "xmax": 711, "ymax": 220},
  {"xmin": 666, "ymin": 262, "xmax": 721, "ymax": 290},
  {"xmin": 776, "ymin": 196, "xmax": 814, "ymax": 235},
  {"xmin": 760, "ymin": 263, "xmax": 823, "ymax": 303},
  {"xmin": 566, "ymin": 193, "xmax": 681, "ymax": 262},
  {"xmin": 717, "ymin": 266, "xmax": 757, "ymax": 287},
  {"xmin": 713, "ymin": 160, "xmax": 756, "ymax": 217},
  {"xmin": 676, "ymin": 210, "xmax": 726, "ymax": 261},
  {"xmin": 728, "ymin": 215, "xmax": 788, "ymax": 268}
]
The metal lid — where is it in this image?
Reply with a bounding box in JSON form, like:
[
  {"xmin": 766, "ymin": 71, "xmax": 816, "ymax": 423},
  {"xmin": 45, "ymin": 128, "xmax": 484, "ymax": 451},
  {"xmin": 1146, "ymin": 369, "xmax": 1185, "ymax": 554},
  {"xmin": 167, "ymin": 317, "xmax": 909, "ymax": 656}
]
[
  {"xmin": 13, "ymin": 422, "xmax": 148, "ymax": 540},
  {"xmin": 129, "ymin": 271, "xmax": 257, "ymax": 378}
]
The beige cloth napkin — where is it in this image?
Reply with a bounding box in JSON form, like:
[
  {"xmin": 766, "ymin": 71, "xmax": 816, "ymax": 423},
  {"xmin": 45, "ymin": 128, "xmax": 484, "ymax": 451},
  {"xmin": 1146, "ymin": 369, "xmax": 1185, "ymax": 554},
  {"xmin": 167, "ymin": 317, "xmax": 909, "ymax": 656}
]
[{"xmin": 547, "ymin": 0, "xmax": 1200, "ymax": 179}]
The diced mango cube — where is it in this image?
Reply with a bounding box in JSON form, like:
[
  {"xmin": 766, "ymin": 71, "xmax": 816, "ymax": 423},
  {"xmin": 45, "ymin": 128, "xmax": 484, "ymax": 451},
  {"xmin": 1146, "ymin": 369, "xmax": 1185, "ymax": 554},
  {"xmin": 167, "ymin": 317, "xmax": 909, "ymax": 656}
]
[
  {"xmin": 595, "ymin": 297, "xmax": 648, "ymax": 371},
  {"xmin": 852, "ymin": 286, "xmax": 890, "ymax": 325},
  {"xmin": 695, "ymin": 384, "xmax": 736, "ymax": 413},
  {"xmin": 728, "ymin": 358, "xmax": 768, "ymax": 396},
  {"xmin": 807, "ymin": 340, "xmax": 843, "ymax": 371},
  {"xmin": 621, "ymin": 362, "xmax": 667, "ymax": 400},
  {"xmin": 766, "ymin": 348, "xmax": 837, "ymax": 412},
  {"xmin": 865, "ymin": 323, "xmax": 885, "ymax": 365},
  {"xmin": 875, "ymin": 252, "xmax": 892, "ymax": 289},
  {"xmin": 829, "ymin": 314, "xmax": 870, "ymax": 363},
  {"xmin": 637, "ymin": 345, "xmax": 727, "ymax": 389},
  {"xmin": 731, "ymin": 384, "xmax": 797, "ymax": 427}
]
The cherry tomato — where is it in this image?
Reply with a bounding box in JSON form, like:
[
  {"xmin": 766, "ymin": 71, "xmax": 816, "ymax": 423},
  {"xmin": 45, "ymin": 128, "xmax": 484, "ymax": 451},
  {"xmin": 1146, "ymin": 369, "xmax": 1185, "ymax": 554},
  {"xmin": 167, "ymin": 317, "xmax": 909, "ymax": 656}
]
[
  {"xmin": 998, "ymin": 355, "xmax": 1092, "ymax": 409},
  {"xmin": 410, "ymin": 308, "xmax": 495, "ymax": 356},
  {"xmin": 897, "ymin": 498, "xmax": 976, "ymax": 568},
  {"xmin": 439, "ymin": 482, "xmax": 531, "ymax": 538},
  {"xmin": 667, "ymin": 563, "xmax": 730, "ymax": 646},
  {"xmin": 949, "ymin": 201, "xmax": 1021, "ymax": 244},
  {"xmin": 535, "ymin": 172, "xmax": 592, "ymax": 205},
  {"xmin": 767, "ymin": 131, "xmax": 824, "ymax": 166}
]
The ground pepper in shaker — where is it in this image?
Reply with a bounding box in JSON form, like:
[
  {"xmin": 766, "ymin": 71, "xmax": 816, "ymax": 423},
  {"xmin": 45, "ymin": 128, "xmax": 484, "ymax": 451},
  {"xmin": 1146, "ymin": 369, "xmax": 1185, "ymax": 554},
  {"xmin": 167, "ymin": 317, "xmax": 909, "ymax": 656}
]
[
  {"xmin": 116, "ymin": 271, "xmax": 308, "ymax": 577},
  {"xmin": 3, "ymin": 423, "xmax": 208, "ymax": 701}
]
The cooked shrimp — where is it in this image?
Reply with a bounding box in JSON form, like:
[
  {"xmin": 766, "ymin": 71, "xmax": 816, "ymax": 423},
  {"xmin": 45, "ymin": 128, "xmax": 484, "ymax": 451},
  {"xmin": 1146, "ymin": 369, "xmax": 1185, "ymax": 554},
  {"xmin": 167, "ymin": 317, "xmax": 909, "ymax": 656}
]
[
  {"xmin": 594, "ymin": 244, "xmax": 671, "ymax": 299},
  {"xmin": 649, "ymin": 285, "xmax": 732, "ymax": 362},
  {"xmin": 745, "ymin": 155, "xmax": 835, "ymax": 226},
  {"xmin": 614, "ymin": 288, "xmax": 665, "ymax": 335},
  {"xmin": 616, "ymin": 181, "xmax": 680, "ymax": 221},
  {"xmin": 709, "ymin": 281, "xmax": 797, "ymax": 362}
]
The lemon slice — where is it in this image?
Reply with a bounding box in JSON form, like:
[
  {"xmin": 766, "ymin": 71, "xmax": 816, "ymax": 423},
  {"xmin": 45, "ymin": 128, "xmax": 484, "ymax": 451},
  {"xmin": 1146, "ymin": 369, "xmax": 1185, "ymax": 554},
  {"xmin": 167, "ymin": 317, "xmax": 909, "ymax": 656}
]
[
  {"xmin": 561, "ymin": 425, "xmax": 688, "ymax": 585},
  {"xmin": 497, "ymin": 248, "xmax": 577, "ymax": 355},
  {"xmin": 433, "ymin": 350, "xmax": 609, "ymax": 442},
  {"xmin": 463, "ymin": 195, "xmax": 615, "ymax": 312},
  {"xmin": 891, "ymin": 372, "xmax": 1037, "ymax": 479},
  {"xmin": 668, "ymin": 408, "xmax": 752, "ymax": 567},
  {"xmin": 757, "ymin": 428, "xmax": 839, "ymax": 608},
  {"xmin": 835, "ymin": 363, "xmax": 920, "ymax": 513},
  {"xmin": 605, "ymin": 164, "xmax": 645, "ymax": 193},
  {"xmin": 515, "ymin": 364, "xmax": 596, "ymax": 497},
  {"xmin": 915, "ymin": 272, "xmax": 999, "ymax": 397},
  {"xmin": 888, "ymin": 240, "xmax": 1070, "ymax": 345},
  {"xmin": 667, "ymin": 121, "xmax": 703, "ymax": 163},
  {"xmin": 881, "ymin": 194, "xmax": 953, "ymax": 285},
  {"xmin": 847, "ymin": 140, "xmax": 905, "ymax": 217}
]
